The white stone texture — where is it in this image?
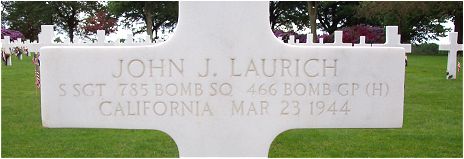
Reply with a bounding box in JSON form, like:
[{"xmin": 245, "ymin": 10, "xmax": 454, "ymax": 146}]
[{"xmin": 39, "ymin": 2, "xmax": 404, "ymax": 157}]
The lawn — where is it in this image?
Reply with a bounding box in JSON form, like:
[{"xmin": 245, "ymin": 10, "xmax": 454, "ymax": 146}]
[{"xmin": 2, "ymin": 54, "xmax": 462, "ymax": 157}]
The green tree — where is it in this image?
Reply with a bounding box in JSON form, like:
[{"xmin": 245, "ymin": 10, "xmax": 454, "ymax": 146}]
[
  {"xmin": 80, "ymin": 10, "xmax": 118, "ymax": 39},
  {"xmin": 317, "ymin": 1, "xmax": 374, "ymax": 35},
  {"xmin": 108, "ymin": 1, "xmax": 178, "ymax": 42},
  {"xmin": 357, "ymin": 1, "xmax": 461, "ymax": 43},
  {"xmin": 1, "ymin": 1, "xmax": 12, "ymax": 27},
  {"xmin": 2, "ymin": 1, "xmax": 101, "ymax": 42},
  {"xmin": 48, "ymin": 1, "xmax": 102, "ymax": 42},
  {"xmin": 434, "ymin": 1, "xmax": 463, "ymax": 44},
  {"xmin": 269, "ymin": 1, "xmax": 308, "ymax": 32},
  {"xmin": 307, "ymin": 1, "xmax": 317, "ymax": 42},
  {"xmin": 1, "ymin": 1, "xmax": 54, "ymax": 41},
  {"xmin": 270, "ymin": 1, "xmax": 373, "ymax": 41}
]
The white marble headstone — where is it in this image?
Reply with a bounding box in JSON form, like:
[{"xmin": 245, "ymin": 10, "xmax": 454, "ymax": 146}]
[
  {"xmin": 354, "ymin": 36, "xmax": 371, "ymax": 47},
  {"xmin": 288, "ymin": 35, "xmax": 295, "ymax": 44},
  {"xmin": 28, "ymin": 40, "xmax": 40, "ymax": 53},
  {"xmin": 126, "ymin": 34, "xmax": 134, "ymax": 44},
  {"xmin": 326, "ymin": 31, "xmax": 351, "ymax": 46},
  {"xmin": 2, "ymin": 36, "xmax": 13, "ymax": 66},
  {"xmin": 97, "ymin": 30, "xmax": 106, "ymax": 44},
  {"xmin": 439, "ymin": 32, "xmax": 463, "ymax": 79},
  {"xmin": 2, "ymin": 36, "xmax": 11, "ymax": 53},
  {"xmin": 40, "ymin": 25, "xmax": 54, "ymax": 45},
  {"xmin": 372, "ymin": 26, "xmax": 411, "ymax": 53},
  {"xmin": 306, "ymin": 34, "xmax": 314, "ymax": 45},
  {"xmin": 40, "ymin": 2, "xmax": 404, "ymax": 157},
  {"xmin": 16, "ymin": 38, "xmax": 22, "ymax": 45}
]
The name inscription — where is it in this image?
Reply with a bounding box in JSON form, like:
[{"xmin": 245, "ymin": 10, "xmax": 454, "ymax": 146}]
[
  {"xmin": 56, "ymin": 58, "xmax": 390, "ymax": 118},
  {"xmin": 111, "ymin": 58, "xmax": 338, "ymax": 78}
]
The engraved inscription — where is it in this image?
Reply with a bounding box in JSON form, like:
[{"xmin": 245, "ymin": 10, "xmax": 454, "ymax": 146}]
[
  {"xmin": 230, "ymin": 58, "xmax": 338, "ymax": 77},
  {"xmin": 55, "ymin": 57, "xmax": 390, "ymax": 117},
  {"xmin": 113, "ymin": 59, "xmax": 184, "ymax": 78}
]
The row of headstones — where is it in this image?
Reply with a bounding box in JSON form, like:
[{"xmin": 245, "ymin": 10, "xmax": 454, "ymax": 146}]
[
  {"xmin": 1, "ymin": 25, "xmax": 167, "ymax": 66},
  {"xmin": 282, "ymin": 26, "xmax": 412, "ymax": 53},
  {"xmin": 1, "ymin": 25, "xmax": 462, "ymax": 79},
  {"xmin": 0, "ymin": 25, "xmax": 413, "ymax": 56},
  {"xmin": 439, "ymin": 32, "xmax": 463, "ymax": 79},
  {"xmin": 1, "ymin": 46, "xmax": 28, "ymax": 66},
  {"xmin": 1, "ymin": 25, "xmax": 165, "ymax": 54},
  {"xmin": 1, "ymin": 38, "xmax": 37, "ymax": 66},
  {"xmin": 281, "ymin": 26, "xmax": 463, "ymax": 79}
]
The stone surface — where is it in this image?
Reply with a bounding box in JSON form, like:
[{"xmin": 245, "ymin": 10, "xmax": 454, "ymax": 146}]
[
  {"xmin": 354, "ymin": 36, "xmax": 371, "ymax": 47},
  {"xmin": 289, "ymin": 35, "xmax": 295, "ymax": 44},
  {"xmin": 40, "ymin": 2, "xmax": 405, "ymax": 157},
  {"xmin": 2, "ymin": 36, "xmax": 13, "ymax": 66},
  {"xmin": 3, "ymin": 36, "xmax": 11, "ymax": 54},
  {"xmin": 326, "ymin": 31, "xmax": 352, "ymax": 46},
  {"xmin": 306, "ymin": 34, "xmax": 314, "ymax": 45},
  {"xmin": 439, "ymin": 32, "xmax": 464, "ymax": 79},
  {"xmin": 97, "ymin": 30, "xmax": 106, "ymax": 44},
  {"xmin": 27, "ymin": 41, "xmax": 40, "ymax": 53},
  {"xmin": 41, "ymin": 25, "xmax": 54, "ymax": 45}
]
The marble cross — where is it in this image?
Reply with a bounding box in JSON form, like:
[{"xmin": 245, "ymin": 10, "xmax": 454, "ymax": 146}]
[
  {"xmin": 302, "ymin": 34, "xmax": 324, "ymax": 46},
  {"xmin": 354, "ymin": 36, "xmax": 371, "ymax": 47},
  {"xmin": 2, "ymin": 36, "xmax": 11, "ymax": 53},
  {"xmin": 2, "ymin": 36, "xmax": 13, "ymax": 66},
  {"xmin": 14, "ymin": 38, "xmax": 23, "ymax": 46},
  {"xmin": 41, "ymin": 25, "xmax": 54, "ymax": 45},
  {"xmin": 296, "ymin": 31, "xmax": 351, "ymax": 46},
  {"xmin": 325, "ymin": 31, "xmax": 352, "ymax": 46},
  {"xmin": 372, "ymin": 26, "xmax": 411, "ymax": 53},
  {"xmin": 40, "ymin": 2, "xmax": 405, "ymax": 157},
  {"xmin": 21, "ymin": 25, "xmax": 115, "ymax": 52},
  {"xmin": 439, "ymin": 32, "xmax": 463, "ymax": 79},
  {"xmin": 97, "ymin": 30, "xmax": 106, "ymax": 44},
  {"xmin": 306, "ymin": 34, "xmax": 314, "ymax": 45},
  {"xmin": 288, "ymin": 35, "xmax": 296, "ymax": 44},
  {"xmin": 20, "ymin": 25, "xmax": 54, "ymax": 53},
  {"xmin": 27, "ymin": 40, "xmax": 40, "ymax": 54},
  {"xmin": 318, "ymin": 38, "xmax": 324, "ymax": 45}
]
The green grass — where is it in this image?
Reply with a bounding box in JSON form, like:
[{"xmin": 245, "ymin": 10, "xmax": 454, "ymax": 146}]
[
  {"xmin": 269, "ymin": 54, "xmax": 463, "ymax": 157},
  {"xmin": 2, "ymin": 54, "xmax": 462, "ymax": 157}
]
